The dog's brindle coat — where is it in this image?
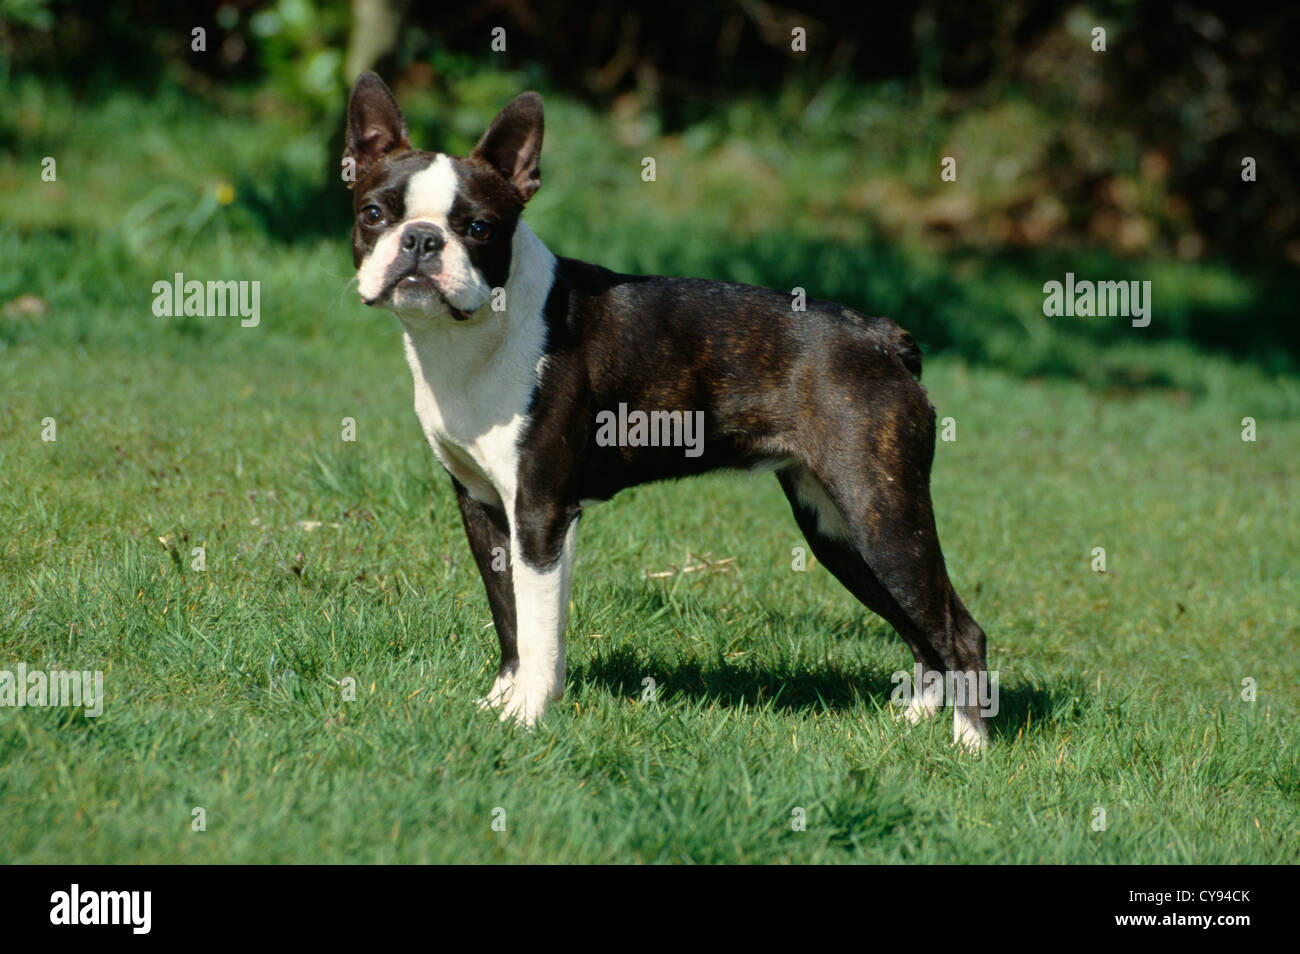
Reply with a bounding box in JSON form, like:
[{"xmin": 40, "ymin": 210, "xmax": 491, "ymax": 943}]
[{"xmin": 343, "ymin": 73, "xmax": 990, "ymax": 749}]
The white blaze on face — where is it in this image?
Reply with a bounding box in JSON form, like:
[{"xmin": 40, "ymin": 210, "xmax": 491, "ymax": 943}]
[{"xmin": 356, "ymin": 153, "xmax": 494, "ymax": 314}]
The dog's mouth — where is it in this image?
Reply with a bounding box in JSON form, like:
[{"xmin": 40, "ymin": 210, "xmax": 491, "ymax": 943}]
[{"xmin": 364, "ymin": 272, "xmax": 473, "ymax": 321}]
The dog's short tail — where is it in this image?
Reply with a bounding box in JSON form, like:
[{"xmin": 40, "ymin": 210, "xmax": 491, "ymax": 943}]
[{"xmin": 893, "ymin": 327, "xmax": 923, "ymax": 379}]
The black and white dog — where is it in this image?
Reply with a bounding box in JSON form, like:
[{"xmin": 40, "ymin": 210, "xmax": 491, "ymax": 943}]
[{"xmin": 342, "ymin": 73, "xmax": 991, "ymax": 750}]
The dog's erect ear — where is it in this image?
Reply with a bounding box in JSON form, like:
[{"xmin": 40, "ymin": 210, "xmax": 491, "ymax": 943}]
[
  {"xmin": 470, "ymin": 92, "xmax": 544, "ymax": 202},
  {"xmin": 343, "ymin": 72, "xmax": 410, "ymax": 189}
]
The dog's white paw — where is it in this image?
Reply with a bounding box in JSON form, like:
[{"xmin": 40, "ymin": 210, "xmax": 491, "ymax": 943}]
[
  {"xmin": 478, "ymin": 673, "xmax": 558, "ymax": 728},
  {"xmin": 953, "ymin": 709, "xmax": 989, "ymax": 753},
  {"xmin": 476, "ymin": 671, "xmax": 516, "ymax": 712},
  {"xmin": 892, "ymin": 690, "xmax": 941, "ymax": 725},
  {"xmin": 497, "ymin": 688, "xmax": 548, "ymax": 727}
]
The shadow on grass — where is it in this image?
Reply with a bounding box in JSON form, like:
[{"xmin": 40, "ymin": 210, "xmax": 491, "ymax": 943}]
[
  {"xmin": 573, "ymin": 626, "xmax": 1088, "ymax": 742},
  {"xmin": 986, "ymin": 676, "xmax": 1091, "ymax": 741},
  {"xmin": 575, "ymin": 643, "xmax": 898, "ymax": 714}
]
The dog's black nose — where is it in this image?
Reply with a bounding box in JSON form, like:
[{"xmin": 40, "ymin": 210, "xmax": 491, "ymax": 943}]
[{"xmin": 400, "ymin": 224, "xmax": 445, "ymax": 260}]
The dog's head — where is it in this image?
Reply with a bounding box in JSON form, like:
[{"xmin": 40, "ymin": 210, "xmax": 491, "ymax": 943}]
[{"xmin": 343, "ymin": 73, "xmax": 543, "ymax": 321}]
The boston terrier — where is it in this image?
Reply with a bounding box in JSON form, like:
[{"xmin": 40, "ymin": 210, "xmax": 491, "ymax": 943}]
[{"xmin": 342, "ymin": 73, "xmax": 991, "ymax": 750}]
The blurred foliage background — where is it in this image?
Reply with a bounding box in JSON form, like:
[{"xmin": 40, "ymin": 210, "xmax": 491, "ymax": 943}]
[
  {"xmin": 1, "ymin": 0, "xmax": 1298, "ymax": 380},
  {"xmin": 5, "ymin": 0, "xmax": 1298, "ymax": 264}
]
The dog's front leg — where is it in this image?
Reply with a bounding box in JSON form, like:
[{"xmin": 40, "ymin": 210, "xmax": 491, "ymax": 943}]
[
  {"xmin": 495, "ymin": 495, "xmax": 579, "ymax": 727},
  {"xmin": 452, "ymin": 478, "xmax": 521, "ymax": 710}
]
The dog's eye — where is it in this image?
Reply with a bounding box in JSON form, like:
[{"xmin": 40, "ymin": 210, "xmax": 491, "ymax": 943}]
[
  {"xmin": 468, "ymin": 219, "xmax": 494, "ymax": 240},
  {"xmin": 360, "ymin": 205, "xmax": 385, "ymax": 227}
]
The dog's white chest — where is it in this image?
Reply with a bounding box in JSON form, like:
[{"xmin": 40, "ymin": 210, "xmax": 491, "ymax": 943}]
[
  {"xmin": 403, "ymin": 334, "xmax": 526, "ymax": 508},
  {"xmin": 400, "ymin": 224, "xmax": 556, "ymax": 511}
]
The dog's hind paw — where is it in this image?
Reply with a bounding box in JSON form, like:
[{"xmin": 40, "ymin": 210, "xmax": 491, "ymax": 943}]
[
  {"xmin": 891, "ymin": 693, "xmax": 940, "ymax": 725},
  {"xmin": 953, "ymin": 709, "xmax": 989, "ymax": 753}
]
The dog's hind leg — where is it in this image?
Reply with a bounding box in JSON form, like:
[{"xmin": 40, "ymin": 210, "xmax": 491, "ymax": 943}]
[
  {"xmin": 778, "ymin": 466, "xmax": 944, "ymax": 724},
  {"xmin": 778, "ymin": 462, "xmax": 990, "ymax": 751}
]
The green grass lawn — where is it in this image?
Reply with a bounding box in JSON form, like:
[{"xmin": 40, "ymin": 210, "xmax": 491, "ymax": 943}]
[{"xmin": 0, "ymin": 79, "xmax": 1297, "ymax": 863}]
